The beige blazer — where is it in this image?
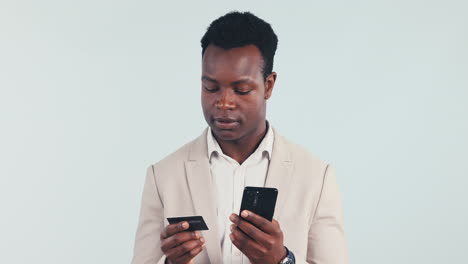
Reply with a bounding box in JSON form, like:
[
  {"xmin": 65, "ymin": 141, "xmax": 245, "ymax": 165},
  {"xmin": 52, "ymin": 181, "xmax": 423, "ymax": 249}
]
[{"xmin": 131, "ymin": 127, "xmax": 348, "ymax": 264}]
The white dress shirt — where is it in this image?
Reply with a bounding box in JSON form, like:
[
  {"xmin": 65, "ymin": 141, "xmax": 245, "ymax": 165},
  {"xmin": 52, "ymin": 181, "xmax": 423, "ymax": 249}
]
[{"xmin": 207, "ymin": 123, "xmax": 274, "ymax": 264}]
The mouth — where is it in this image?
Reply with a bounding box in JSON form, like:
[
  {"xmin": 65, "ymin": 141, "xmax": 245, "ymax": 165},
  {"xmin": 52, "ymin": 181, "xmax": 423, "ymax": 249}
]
[{"xmin": 213, "ymin": 117, "xmax": 240, "ymax": 130}]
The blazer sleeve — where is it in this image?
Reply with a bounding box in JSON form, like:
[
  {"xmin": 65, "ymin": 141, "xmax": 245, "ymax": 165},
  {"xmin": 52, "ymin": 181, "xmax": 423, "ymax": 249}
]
[
  {"xmin": 306, "ymin": 165, "xmax": 348, "ymax": 264},
  {"xmin": 131, "ymin": 165, "xmax": 166, "ymax": 264}
]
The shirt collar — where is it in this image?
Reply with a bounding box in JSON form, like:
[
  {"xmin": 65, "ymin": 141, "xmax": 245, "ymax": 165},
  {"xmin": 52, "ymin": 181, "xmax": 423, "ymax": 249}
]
[{"xmin": 207, "ymin": 121, "xmax": 274, "ymax": 162}]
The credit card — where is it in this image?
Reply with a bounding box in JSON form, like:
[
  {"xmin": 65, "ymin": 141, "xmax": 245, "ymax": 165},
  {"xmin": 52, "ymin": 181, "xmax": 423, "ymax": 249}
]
[{"xmin": 167, "ymin": 216, "xmax": 209, "ymax": 231}]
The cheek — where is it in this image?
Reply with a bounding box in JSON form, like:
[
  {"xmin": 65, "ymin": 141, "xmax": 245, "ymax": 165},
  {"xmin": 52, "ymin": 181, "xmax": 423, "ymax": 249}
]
[
  {"xmin": 201, "ymin": 94, "xmax": 211, "ymax": 109},
  {"xmin": 244, "ymin": 97, "xmax": 266, "ymax": 120},
  {"xmin": 201, "ymin": 94, "xmax": 218, "ymax": 118},
  {"xmin": 201, "ymin": 96, "xmax": 212, "ymax": 123},
  {"xmin": 251, "ymin": 93, "xmax": 266, "ymax": 110}
]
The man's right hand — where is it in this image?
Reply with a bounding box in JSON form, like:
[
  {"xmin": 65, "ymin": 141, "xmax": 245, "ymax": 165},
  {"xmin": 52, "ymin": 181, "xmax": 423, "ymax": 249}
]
[{"xmin": 160, "ymin": 221, "xmax": 205, "ymax": 264}]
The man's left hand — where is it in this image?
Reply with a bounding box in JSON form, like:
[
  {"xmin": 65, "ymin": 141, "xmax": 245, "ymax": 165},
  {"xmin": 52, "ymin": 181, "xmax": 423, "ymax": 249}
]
[{"xmin": 229, "ymin": 210, "xmax": 287, "ymax": 264}]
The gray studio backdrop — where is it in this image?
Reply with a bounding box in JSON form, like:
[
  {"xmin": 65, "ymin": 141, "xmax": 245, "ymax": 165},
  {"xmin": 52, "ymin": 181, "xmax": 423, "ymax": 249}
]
[{"xmin": 1, "ymin": 0, "xmax": 467, "ymax": 263}]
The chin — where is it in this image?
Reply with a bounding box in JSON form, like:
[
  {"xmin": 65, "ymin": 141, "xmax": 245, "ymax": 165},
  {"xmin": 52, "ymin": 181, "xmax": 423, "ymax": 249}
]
[{"xmin": 211, "ymin": 128, "xmax": 240, "ymax": 141}]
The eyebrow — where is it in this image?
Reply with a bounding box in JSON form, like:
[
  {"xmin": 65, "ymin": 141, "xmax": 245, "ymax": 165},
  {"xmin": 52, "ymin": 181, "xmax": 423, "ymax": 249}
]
[
  {"xmin": 201, "ymin": 76, "xmax": 252, "ymax": 85},
  {"xmin": 201, "ymin": 76, "xmax": 218, "ymax": 83}
]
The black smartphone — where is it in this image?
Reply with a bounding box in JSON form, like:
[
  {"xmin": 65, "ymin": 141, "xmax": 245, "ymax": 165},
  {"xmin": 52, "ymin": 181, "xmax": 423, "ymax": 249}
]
[{"xmin": 239, "ymin": 186, "xmax": 278, "ymax": 222}]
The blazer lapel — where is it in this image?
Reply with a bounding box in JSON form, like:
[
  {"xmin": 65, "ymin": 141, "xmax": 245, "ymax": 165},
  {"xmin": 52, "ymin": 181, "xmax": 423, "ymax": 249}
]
[
  {"xmin": 265, "ymin": 127, "xmax": 294, "ymax": 219},
  {"xmin": 184, "ymin": 129, "xmax": 222, "ymax": 264}
]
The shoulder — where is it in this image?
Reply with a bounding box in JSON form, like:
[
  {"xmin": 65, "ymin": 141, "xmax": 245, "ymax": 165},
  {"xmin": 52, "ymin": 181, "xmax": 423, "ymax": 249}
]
[
  {"xmin": 274, "ymin": 128, "xmax": 329, "ymax": 168},
  {"xmin": 149, "ymin": 129, "xmax": 207, "ymax": 172},
  {"xmin": 272, "ymin": 128, "xmax": 332, "ymax": 191},
  {"xmin": 152, "ymin": 141, "xmax": 191, "ymax": 168},
  {"xmin": 286, "ymin": 138, "xmax": 325, "ymax": 163}
]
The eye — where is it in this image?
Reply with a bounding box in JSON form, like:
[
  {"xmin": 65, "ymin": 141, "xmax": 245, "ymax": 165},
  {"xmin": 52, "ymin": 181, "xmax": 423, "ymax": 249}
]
[
  {"xmin": 235, "ymin": 90, "xmax": 251, "ymax": 95},
  {"xmin": 203, "ymin": 86, "xmax": 219, "ymax": 93}
]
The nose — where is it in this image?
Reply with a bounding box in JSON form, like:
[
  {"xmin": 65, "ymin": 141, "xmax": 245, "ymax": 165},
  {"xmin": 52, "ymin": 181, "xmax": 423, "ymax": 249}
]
[{"xmin": 215, "ymin": 88, "xmax": 236, "ymax": 110}]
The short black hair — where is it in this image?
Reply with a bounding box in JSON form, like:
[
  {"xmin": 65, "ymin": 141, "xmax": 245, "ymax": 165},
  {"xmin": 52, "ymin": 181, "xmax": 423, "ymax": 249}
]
[{"xmin": 201, "ymin": 11, "xmax": 278, "ymax": 80}]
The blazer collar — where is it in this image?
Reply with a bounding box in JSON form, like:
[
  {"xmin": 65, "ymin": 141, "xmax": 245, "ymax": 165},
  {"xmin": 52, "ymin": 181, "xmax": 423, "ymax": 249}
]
[
  {"xmin": 264, "ymin": 127, "xmax": 294, "ymax": 219},
  {"xmin": 185, "ymin": 127, "xmax": 222, "ymax": 263},
  {"xmin": 188, "ymin": 127, "xmax": 209, "ymax": 161}
]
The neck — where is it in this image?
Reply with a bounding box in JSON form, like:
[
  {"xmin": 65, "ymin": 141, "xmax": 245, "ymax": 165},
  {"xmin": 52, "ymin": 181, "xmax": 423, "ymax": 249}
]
[{"xmin": 214, "ymin": 121, "xmax": 268, "ymax": 164}]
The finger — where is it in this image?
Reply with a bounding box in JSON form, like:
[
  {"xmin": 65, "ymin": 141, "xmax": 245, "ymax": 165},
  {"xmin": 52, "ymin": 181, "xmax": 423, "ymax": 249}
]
[
  {"xmin": 231, "ymin": 218, "xmax": 273, "ymax": 247},
  {"xmin": 173, "ymin": 243, "xmax": 205, "ymax": 264},
  {"xmin": 272, "ymin": 219, "xmax": 281, "ymax": 230},
  {"xmin": 230, "ymin": 212, "xmax": 277, "ymax": 236},
  {"xmin": 239, "ymin": 210, "xmax": 278, "ymax": 234},
  {"xmin": 230, "ymin": 226, "xmax": 266, "ymax": 260},
  {"xmin": 161, "ymin": 231, "xmax": 201, "ymax": 252},
  {"xmin": 160, "ymin": 222, "xmax": 189, "ymax": 239},
  {"xmin": 165, "ymin": 237, "xmax": 205, "ymax": 261}
]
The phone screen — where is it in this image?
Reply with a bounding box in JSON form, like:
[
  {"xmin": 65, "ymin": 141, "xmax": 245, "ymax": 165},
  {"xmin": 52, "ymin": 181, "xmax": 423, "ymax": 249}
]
[{"xmin": 239, "ymin": 186, "xmax": 278, "ymax": 221}]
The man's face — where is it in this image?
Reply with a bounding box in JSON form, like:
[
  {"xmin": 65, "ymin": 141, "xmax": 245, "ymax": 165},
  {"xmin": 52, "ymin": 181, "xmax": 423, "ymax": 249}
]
[{"xmin": 201, "ymin": 44, "xmax": 275, "ymax": 142}]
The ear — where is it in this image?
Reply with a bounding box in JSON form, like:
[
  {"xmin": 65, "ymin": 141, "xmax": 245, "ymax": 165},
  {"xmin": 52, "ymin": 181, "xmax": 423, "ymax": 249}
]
[{"xmin": 264, "ymin": 72, "xmax": 277, "ymax": 100}]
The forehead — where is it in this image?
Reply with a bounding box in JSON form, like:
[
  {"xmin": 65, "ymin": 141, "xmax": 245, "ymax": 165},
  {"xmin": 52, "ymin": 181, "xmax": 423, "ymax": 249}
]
[{"xmin": 202, "ymin": 44, "xmax": 263, "ymax": 78}]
